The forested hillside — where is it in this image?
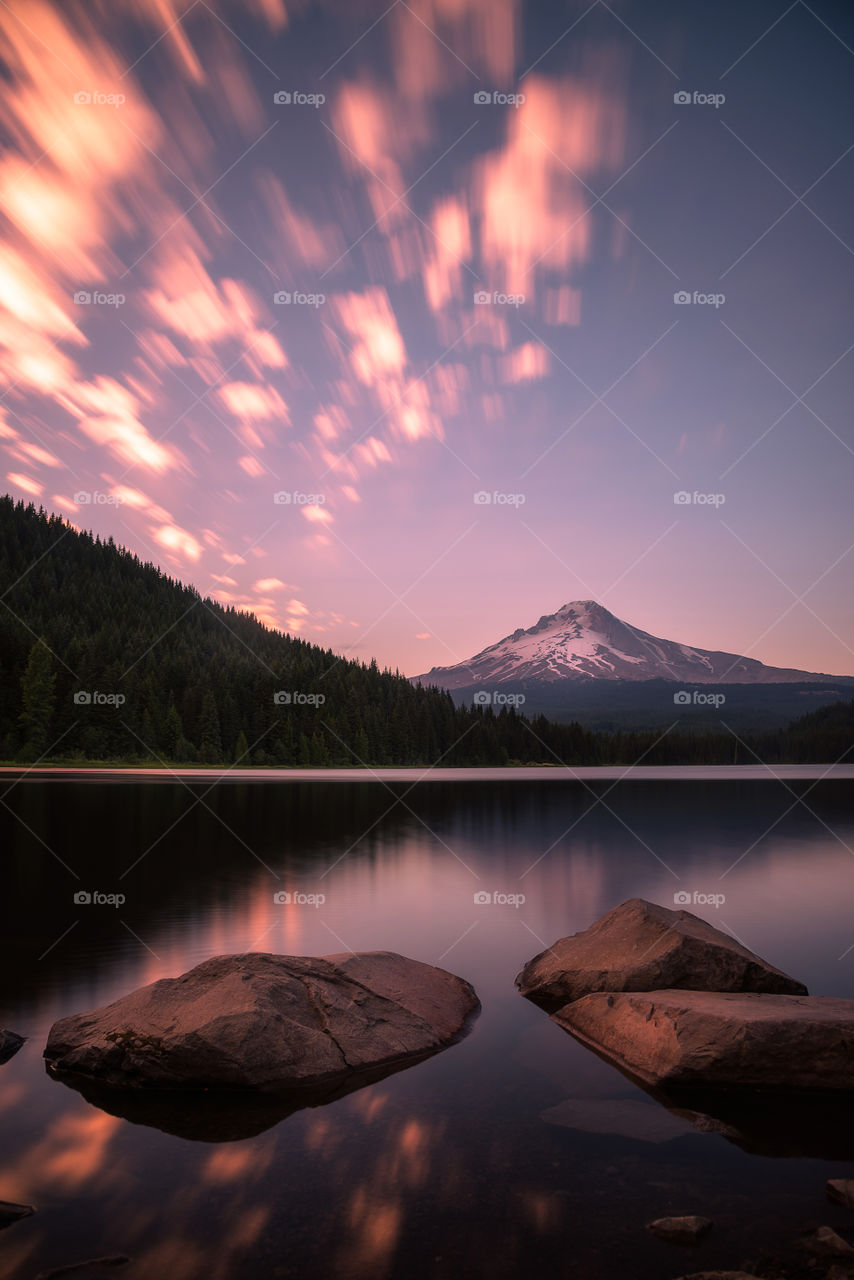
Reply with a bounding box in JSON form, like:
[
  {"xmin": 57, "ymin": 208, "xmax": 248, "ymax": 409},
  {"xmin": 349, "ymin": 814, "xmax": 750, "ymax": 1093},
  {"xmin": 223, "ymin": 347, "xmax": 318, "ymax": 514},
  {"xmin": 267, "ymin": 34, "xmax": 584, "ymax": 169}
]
[{"xmin": 0, "ymin": 498, "xmax": 851, "ymax": 767}]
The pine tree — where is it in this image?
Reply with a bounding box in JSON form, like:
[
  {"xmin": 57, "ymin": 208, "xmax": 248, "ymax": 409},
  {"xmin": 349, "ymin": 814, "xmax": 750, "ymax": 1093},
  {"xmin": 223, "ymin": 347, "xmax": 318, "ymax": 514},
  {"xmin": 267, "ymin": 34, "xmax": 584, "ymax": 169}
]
[
  {"xmin": 198, "ymin": 691, "xmax": 222, "ymax": 764},
  {"xmin": 233, "ymin": 729, "xmax": 249, "ymax": 763},
  {"xmin": 18, "ymin": 638, "xmax": 56, "ymax": 759}
]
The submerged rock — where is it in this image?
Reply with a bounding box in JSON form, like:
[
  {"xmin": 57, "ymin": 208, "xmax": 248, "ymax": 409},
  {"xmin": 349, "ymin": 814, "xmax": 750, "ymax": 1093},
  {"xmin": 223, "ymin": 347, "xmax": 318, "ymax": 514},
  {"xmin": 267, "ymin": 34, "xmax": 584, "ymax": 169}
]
[
  {"xmin": 44, "ymin": 951, "xmax": 479, "ymax": 1094},
  {"xmin": 35, "ymin": 1258, "xmax": 129, "ymax": 1280},
  {"xmin": 516, "ymin": 898, "xmax": 807, "ymax": 1009},
  {"xmin": 804, "ymin": 1226, "xmax": 854, "ymax": 1258},
  {"xmin": 541, "ymin": 1097, "xmax": 697, "ymax": 1144},
  {"xmin": 554, "ymin": 989, "xmax": 854, "ymax": 1092},
  {"xmin": 828, "ymin": 1180, "xmax": 854, "ymax": 1211},
  {"xmin": 674, "ymin": 1274, "xmax": 762, "ymax": 1280},
  {"xmin": 646, "ymin": 1214, "xmax": 713, "ymax": 1244},
  {"xmin": 0, "ymin": 1200, "xmax": 34, "ymax": 1230},
  {"xmin": 0, "ymin": 1029, "xmax": 25, "ymax": 1065}
]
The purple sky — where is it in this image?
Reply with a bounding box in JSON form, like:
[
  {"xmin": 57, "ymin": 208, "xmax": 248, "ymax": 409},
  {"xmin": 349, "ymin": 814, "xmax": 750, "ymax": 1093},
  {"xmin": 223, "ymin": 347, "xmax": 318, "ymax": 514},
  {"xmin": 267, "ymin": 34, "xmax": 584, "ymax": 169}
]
[{"xmin": 1, "ymin": 0, "xmax": 852, "ymax": 676}]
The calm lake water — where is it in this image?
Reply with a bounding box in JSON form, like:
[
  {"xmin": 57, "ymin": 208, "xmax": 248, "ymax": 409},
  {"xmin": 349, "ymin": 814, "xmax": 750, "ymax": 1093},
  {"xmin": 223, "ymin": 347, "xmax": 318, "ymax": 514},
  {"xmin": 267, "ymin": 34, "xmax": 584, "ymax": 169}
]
[{"xmin": 2, "ymin": 772, "xmax": 854, "ymax": 1279}]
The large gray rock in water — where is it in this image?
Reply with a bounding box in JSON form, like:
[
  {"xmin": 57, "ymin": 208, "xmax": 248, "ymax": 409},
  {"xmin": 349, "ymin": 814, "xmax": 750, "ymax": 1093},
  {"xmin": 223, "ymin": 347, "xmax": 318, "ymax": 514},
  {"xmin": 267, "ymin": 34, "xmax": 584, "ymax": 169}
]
[
  {"xmin": 44, "ymin": 951, "xmax": 479, "ymax": 1092},
  {"xmin": 516, "ymin": 898, "xmax": 807, "ymax": 1008},
  {"xmin": 554, "ymin": 989, "xmax": 854, "ymax": 1091}
]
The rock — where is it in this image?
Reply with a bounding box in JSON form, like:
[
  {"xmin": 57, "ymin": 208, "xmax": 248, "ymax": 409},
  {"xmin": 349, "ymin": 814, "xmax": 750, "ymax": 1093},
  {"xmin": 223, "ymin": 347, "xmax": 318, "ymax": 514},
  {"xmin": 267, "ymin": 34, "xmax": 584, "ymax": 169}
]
[
  {"xmin": 674, "ymin": 1274, "xmax": 762, "ymax": 1280},
  {"xmin": 804, "ymin": 1226, "xmax": 854, "ymax": 1258},
  {"xmin": 541, "ymin": 1097, "xmax": 698, "ymax": 1144},
  {"xmin": 646, "ymin": 1214, "xmax": 713, "ymax": 1244},
  {"xmin": 44, "ymin": 951, "xmax": 479, "ymax": 1092},
  {"xmin": 35, "ymin": 1259, "xmax": 129, "ymax": 1280},
  {"xmin": 0, "ymin": 1200, "xmax": 34, "ymax": 1230},
  {"xmin": 553, "ymin": 989, "xmax": 854, "ymax": 1091},
  {"xmin": 829, "ymin": 1180, "xmax": 854, "ymax": 1210},
  {"xmin": 0, "ymin": 1029, "xmax": 25, "ymax": 1065},
  {"xmin": 516, "ymin": 899, "xmax": 807, "ymax": 1008}
]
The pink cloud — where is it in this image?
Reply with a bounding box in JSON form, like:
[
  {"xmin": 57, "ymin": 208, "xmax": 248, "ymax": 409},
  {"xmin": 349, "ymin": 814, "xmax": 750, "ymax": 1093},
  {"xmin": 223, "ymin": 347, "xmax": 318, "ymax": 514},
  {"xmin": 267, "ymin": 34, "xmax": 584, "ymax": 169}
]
[
  {"xmin": 332, "ymin": 288, "xmax": 408, "ymax": 388},
  {"xmin": 152, "ymin": 522, "xmax": 203, "ymax": 562},
  {"xmin": 6, "ymin": 471, "xmax": 43, "ymax": 496},
  {"xmin": 301, "ymin": 504, "xmax": 333, "ymax": 525},
  {"xmin": 476, "ymin": 73, "xmax": 625, "ymax": 293},
  {"xmin": 219, "ymin": 382, "xmax": 289, "ymax": 423},
  {"xmin": 502, "ymin": 341, "xmax": 550, "ymax": 384}
]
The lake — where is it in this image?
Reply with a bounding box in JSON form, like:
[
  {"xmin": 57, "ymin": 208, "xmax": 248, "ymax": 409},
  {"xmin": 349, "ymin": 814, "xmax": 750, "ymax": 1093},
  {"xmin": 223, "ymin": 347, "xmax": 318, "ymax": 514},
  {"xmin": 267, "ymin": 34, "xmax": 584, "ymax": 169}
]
[{"xmin": 2, "ymin": 771, "xmax": 854, "ymax": 1279}]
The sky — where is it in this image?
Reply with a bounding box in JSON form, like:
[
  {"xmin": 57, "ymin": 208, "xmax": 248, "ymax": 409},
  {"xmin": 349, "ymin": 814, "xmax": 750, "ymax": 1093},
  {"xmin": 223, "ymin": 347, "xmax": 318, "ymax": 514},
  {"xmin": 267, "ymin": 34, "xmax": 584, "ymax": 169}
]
[{"xmin": 0, "ymin": 0, "xmax": 852, "ymax": 678}]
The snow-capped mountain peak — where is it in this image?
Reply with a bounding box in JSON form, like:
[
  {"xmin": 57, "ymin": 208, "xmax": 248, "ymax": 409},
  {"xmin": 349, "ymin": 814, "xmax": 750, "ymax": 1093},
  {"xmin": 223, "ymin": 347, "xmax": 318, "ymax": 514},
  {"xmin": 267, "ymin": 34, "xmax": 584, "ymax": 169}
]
[{"xmin": 412, "ymin": 600, "xmax": 836, "ymax": 689}]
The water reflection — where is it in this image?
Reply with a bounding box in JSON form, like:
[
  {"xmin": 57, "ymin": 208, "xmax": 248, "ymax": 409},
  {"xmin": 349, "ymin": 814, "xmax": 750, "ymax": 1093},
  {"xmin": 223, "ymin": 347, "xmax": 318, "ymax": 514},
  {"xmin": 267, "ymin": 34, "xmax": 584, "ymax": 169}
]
[
  {"xmin": 1, "ymin": 778, "xmax": 853, "ymax": 1280},
  {"xmin": 46, "ymin": 1050, "xmax": 456, "ymax": 1143}
]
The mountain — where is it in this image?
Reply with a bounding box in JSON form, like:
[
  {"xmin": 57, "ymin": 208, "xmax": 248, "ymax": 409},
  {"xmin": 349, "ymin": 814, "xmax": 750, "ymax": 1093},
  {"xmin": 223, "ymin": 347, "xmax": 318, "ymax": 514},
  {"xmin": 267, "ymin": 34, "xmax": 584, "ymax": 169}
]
[
  {"xmin": 1, "ymin": 499, "xmax": 851, "ymax": 761},
  {"xmin": 413, "ymin": 600, "xmax": 847, "ymax": 690}
]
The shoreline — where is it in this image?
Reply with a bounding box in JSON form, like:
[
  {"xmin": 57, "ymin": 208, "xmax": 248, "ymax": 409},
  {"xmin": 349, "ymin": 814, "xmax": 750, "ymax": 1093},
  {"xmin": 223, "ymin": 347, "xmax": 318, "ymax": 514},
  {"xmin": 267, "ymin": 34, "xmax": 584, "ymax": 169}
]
[{"xmin": 1, "ymin": 764, "xmax": 852, "ymax": 782}]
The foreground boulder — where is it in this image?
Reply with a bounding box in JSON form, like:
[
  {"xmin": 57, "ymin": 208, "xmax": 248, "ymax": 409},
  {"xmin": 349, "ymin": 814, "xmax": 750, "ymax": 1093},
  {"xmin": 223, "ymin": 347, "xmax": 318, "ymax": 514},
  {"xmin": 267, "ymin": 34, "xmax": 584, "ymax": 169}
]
[
  {"xmin": 555, "ymin": 989, "xmax": 854, "ymax": 1091},
  {"xmin": 44, "ymin": 951, "xmax": 479, "ymax": 1093},
  {"xmin": 516, "ymin": 899, "xmax": 807, "ymax": 1008}
]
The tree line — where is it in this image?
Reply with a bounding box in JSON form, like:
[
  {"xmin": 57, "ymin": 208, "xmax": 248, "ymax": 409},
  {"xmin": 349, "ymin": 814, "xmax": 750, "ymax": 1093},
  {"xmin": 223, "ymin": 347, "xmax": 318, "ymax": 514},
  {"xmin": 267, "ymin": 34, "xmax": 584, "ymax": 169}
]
[{"xmin": 1, "ymin": 497, "xmax": 852, "ymax": 768}]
